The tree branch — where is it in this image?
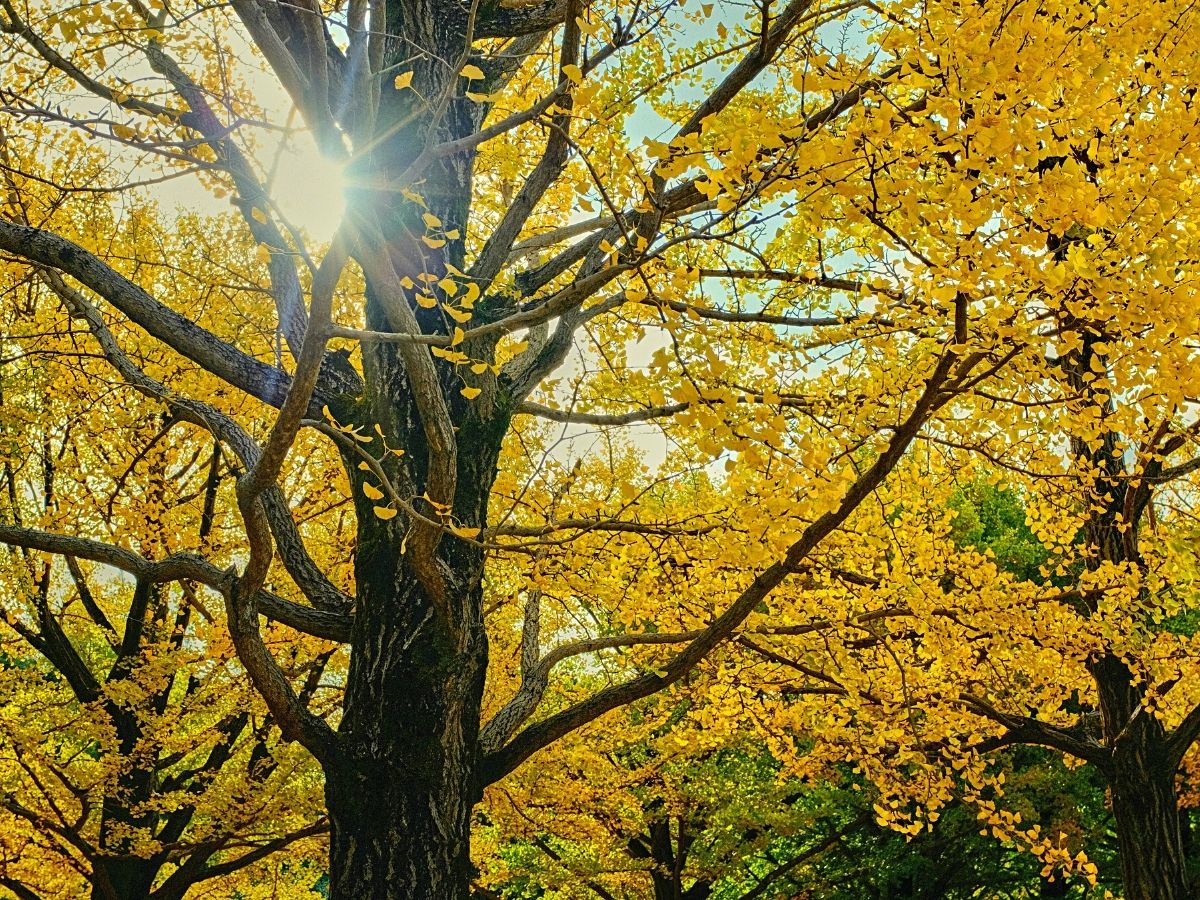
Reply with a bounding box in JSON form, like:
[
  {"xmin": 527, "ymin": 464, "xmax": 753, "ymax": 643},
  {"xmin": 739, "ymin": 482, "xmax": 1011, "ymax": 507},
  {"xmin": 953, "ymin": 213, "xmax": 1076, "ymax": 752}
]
[
  {"xmin": 1167, "ymin": 701, "xmax": 1200, "ymax": 770},
  {"xmin": 0, "ymin": 526, "xmax": 350, "ymax": 642},
  {"xmin": 480, "ymin": 338, "xmax": 964, "ymax": 785},
  {"xmin": 0, "ymin": 222, "xmax": 293, "ymax": 408},
  {"xmin": 41, "ymin": 269, "xmax": 352, "ymax": 613},
  {"xmin": 476, "ymin": 0, "xmax": 580, "ymax": 38},
  {"xmin": 963, "ymin": 693, "xmax": 1109, "ymax": 768}
]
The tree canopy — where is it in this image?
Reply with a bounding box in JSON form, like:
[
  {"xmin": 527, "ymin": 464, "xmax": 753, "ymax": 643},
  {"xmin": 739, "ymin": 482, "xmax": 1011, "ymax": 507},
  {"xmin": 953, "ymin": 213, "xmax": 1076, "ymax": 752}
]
[{"xmin": 2, "ymin": 0, "xmax": 1200, "ymax": 898}]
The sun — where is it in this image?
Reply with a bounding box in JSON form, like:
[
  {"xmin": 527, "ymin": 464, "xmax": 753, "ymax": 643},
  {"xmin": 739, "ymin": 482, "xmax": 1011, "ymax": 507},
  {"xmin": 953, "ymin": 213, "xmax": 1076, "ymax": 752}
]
[
  {"xmin": 153, "ymin": 129, "xmax": 346, "ymax": 245},
  {"xmin": 268, "ymin": 138, "xmax": 346, "ymax": 243}
]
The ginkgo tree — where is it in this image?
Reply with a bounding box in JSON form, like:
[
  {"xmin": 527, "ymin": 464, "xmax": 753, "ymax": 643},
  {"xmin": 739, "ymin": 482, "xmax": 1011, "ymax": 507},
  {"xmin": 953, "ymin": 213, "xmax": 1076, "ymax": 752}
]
[
  {"xmin": 473, "ymin": 480, "xmax": 1127, "ymax": 899},
  {"xmin": 0, "ymin": 0, "xmax": 1195, "ymax": 898}
]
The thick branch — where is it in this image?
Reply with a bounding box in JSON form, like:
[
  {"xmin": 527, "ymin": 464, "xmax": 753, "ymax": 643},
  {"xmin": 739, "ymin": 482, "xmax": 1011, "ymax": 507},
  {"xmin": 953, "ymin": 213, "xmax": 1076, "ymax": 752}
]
[
  {"xmin": 480, "ymin": 340, "xmax": 962, "ymax": 785},
  {"xmin": 476, "ymin": 0, "xmax": 577, "ymax": 37},
  {"xmin": 43, "ymin": 270, "xmax": 352, "ymax": 613},
  {"xmin": 0, "ymin": 222, "xmax": 292, "ymax": 408},
  {"xmin": 230, "ymin": 1, "xmax": 344, "ymax": 155},
  {"xmin": 470, "ymin": 6, "xmax": 582, "ymax": 287},
  {"xmin": 1167, "ymin": 701, "xmax": 1200, "ymax": 770},
  {"xmin": 230, "ymin": 238, "xmax": 347, "ymax": 760},
  {"xmin": 963, "ymin": 694, "xmax": 1109, "ymax": 767},
  {"xmin": 675, "ymin": 0, "xmax": 816, "ymax": 141},
  {"xmin": 0, "ymin": 526, "xmax": 350, "ymax": 642},
  {"xmin": 479, "ymin": 628, "xmax": 702, "ymax": 752}
]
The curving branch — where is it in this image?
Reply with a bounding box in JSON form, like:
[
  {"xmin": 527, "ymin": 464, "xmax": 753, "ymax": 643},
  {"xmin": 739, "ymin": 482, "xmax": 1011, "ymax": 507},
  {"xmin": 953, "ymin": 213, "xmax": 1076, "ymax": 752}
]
[
  {"xmin": 491, "ymin": 516, "xmax": 719, "ymax": 539},
  {"xmin": 41, "ymin": 269, "xmax": 352, "ymax": 614},
  {"xmin": 674, "ymin": 0, "xmax": 817, "ymax": 142},
  {"xmin": 0, "ymin": 0, "xmax": 174, "ymax": 120},
  {"xmin": 351, "ymin": 225, "xmax": 460, "ymax": 608},
  {"xmin": 149, "ymin": 820, "xmax": 330, "ymax": 900},
  {"xmin": 230, "ymin": 235, "xmax": 348, "ymax": 761},
  {"xmin": 1167, "ymin": 702, "xmax": 1200, "ymax": 771},
  {"xmin": 514, "ymin": 387, "xmax": 819, "ymax": 427},
  {"xmin": 480, "ymin": 628, "xmax": 703, "ymax": 752},
  {"xmin": 141, "ymin": 38, "xmax": 350, "ymax": 377},
  {"xmin": 963, "ymin": 693, "xmax": 1110, "ymax": 768},
  {"xmin": 736, "ymin": 812, "xmax": 871, "ymax": 900},
  {"xmin": 469, "ymin": 5, "xmax": 582, "ymax": 289},
  {"xmin": 229, "ymin": 1, "xmax": 345, "ymax": 155}
]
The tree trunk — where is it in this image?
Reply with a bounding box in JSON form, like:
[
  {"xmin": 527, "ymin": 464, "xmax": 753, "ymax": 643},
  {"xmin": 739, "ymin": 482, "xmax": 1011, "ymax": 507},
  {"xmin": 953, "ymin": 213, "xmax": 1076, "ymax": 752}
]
[
  {"xmin": 325, "ymin": 758, "xmax": 477, "ymax": 899},
  {"xmin": 1109, "ymin": 737, "xmax": 1190, "ymax": 900},
  {"xmin": 1092, "ymin": 655, "xmax": 1191, "ymax": 900},
  {"xmin": 322, "ymin": 3, "xmax": 499, "ymax": 879},
  {"xmin": 89, "ymin": 860, "xmax": 156, "ymax": 900},
  {"xmin": 324, "ymin": 498, "xmax": 495, "ymax": 900},
  {"xmin": 325, "ymin": 561, "xmax": 488, "ymax": 900}
]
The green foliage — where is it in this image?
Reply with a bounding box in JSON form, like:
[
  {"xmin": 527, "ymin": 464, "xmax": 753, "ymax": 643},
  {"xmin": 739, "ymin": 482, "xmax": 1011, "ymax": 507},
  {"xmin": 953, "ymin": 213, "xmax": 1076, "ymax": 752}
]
[{"xmin": 948, "ymin": 480, "xmax": 1049, "ymax": 584}]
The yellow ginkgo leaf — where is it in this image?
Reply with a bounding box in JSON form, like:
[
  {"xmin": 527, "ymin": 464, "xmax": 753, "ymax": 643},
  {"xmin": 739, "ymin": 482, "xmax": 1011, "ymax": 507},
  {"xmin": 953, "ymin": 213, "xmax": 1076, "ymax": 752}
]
[
  {"xmin": 460, "ymin": 386, "xmax": 482, "ymax": 400},
  {"xmin": 250, "ymin": 207, "xmax": 269, "ymax": 224},
  {"xmin": 363, "ymin": 483, "xmax": 384, "ymax": 501},
  {"xmin": 373, "ymin": 505, "xmax": 398, "ymax": 520},
  {"xmin": 394, "ymin": 71, "xmax": 414, "ymax": 90},
  {"xmin": 450, "ymin": 525, "xmax": 481, "ymax": 539},
  {"xmin": 422, "ymin": 236, "xmax": 447, "ymax": 249},
  {"xmin": 451, "ymin": 327, "xmax": 465, "ymax": 347},
  {"xmin": 460, "ymin": 64, "xmax": 485, "ymax": 80},
  {"xmin": 431, "ymin": 346, "xmax": 468, "ymax": 363},
  {"xmin": 422, "ymin": 212, "xmax": 442, "ymax": 229}
]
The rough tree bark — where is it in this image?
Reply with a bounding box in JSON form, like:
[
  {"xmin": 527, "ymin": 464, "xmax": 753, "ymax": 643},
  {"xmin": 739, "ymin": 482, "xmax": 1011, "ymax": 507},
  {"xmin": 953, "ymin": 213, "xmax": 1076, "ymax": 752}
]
[{"xmin": 1099, "ymin": 660, "xmax": 1191, "ymax": 900}]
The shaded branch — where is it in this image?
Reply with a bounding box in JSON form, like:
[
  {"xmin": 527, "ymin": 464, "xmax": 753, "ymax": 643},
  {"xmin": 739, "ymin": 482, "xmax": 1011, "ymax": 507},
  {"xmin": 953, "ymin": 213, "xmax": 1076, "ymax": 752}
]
[
  {"xmin": 42, "ymin": 269, "xmax": 352, "ymax": 613},
  {"xmin": 1167, "ymin": 701, "xmax": 1200, "ymax": 770},
  {"xmin": 963, "ymin": 693, "xmax": 1109, "ymax": 768},
  {"xmin": 476, "ymin": 0, "xmax": 579, "ymax": 38}
]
